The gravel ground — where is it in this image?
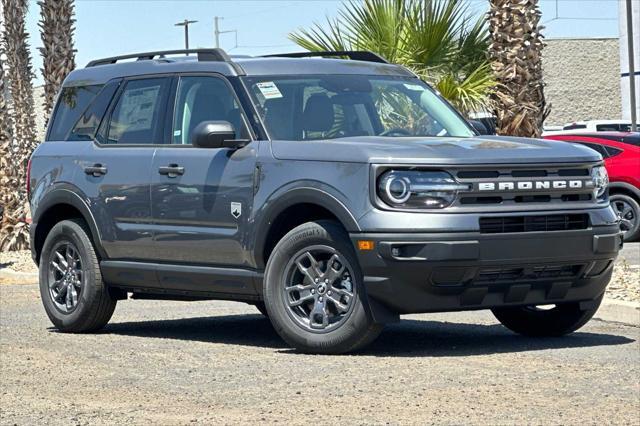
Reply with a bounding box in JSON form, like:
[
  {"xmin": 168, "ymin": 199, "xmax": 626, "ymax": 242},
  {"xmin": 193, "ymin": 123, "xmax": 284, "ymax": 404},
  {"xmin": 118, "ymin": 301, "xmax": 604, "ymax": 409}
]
[
  {"xmin": 1, "ymin": 283, "xmax": 639, "ymax": 425},
  {"xmin": 0, "ymin": 250, "xmax": 35, "ymax": 275}
]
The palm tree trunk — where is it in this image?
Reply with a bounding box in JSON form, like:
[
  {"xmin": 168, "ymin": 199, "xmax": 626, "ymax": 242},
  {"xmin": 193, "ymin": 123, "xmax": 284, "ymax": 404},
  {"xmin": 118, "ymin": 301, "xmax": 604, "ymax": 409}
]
[
  {"xmin": 38, "ymin": 0, "xmax": 76, "ymax": 120},
  {"xmin": 1, "ymin": 0, "xmax": 36, "ymax": 250},
  {"xmin": 488, "ymin": 0, "xmax": 549, "ymax": 137}
]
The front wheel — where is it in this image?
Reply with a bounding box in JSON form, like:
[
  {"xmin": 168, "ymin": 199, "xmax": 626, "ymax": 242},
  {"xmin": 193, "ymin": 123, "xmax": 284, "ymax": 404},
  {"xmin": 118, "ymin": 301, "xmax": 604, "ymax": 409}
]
[
  {"xmin": 492, "ymin": 295, "xmax": 603, "ymax": 337},
  {"xmin": 263, "ymin": 220, "xmax": 383, "ymax": 354}
]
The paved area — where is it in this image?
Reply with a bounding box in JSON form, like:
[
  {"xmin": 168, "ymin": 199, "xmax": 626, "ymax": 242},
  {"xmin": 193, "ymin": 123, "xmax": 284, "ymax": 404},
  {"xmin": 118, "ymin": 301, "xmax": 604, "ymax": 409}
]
[
  {"xmin": 1, "ymin": 283, "xmax": 639, "ymax": 425},
  {"xmin": 620, "ymin": 242, "xmax": 639, "ymax": 267}
]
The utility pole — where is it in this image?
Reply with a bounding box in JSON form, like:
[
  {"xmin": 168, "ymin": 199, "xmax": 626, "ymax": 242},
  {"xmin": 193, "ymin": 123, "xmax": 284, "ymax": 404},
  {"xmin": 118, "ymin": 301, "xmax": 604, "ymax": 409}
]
[
  {"xmin": 175, "ymin": 19, "xmax": 198, "ymax": 54},
  {"xmin": 214, "ymin": 16, "xmax": 221, "ymax": 48},
  {"xmin": 213, "ymin": 16, "xmax": 237, "ymax": 49},
  {"xmin": 625, "ymin": 0, "xmax": 637, "ymax": 131}
]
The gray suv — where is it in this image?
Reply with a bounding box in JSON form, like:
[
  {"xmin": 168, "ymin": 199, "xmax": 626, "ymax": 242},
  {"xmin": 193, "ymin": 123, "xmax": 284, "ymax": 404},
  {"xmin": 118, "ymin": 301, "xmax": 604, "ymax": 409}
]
[{"xmin": 29, "ymin": 49, "xmax": 622, "ymax": 353}]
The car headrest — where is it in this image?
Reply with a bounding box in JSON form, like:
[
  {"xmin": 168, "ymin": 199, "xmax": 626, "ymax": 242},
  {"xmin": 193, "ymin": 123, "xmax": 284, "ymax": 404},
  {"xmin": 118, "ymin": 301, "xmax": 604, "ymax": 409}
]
[{"xmin": 302, "ymin": 94, "xmax": 334, "ymax": 133}]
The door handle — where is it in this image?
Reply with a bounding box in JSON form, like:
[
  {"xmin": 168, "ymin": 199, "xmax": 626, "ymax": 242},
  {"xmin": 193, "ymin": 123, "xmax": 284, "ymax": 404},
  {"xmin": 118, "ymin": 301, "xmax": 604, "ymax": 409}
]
[
  {"xmin": 158, "ymin": 164, "xmax": 185, "ymax": 177},
  {"xmin": 84, "ymin": 164, "xmax": 107, "ymax": 177}
]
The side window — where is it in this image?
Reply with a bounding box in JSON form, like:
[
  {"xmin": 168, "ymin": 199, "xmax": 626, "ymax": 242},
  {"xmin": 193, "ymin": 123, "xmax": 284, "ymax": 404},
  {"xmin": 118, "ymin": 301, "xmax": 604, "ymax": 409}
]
[
  {"xmin": 47, "ymin": 85, "xmax": 103, "ymax": 141},
  {"xmin": 105, "ymin": 78, "xmax": 170, "ymax": 145},
  {"xmin": 67, "ymin": 80, "xmax": 121, "ymax": 141},
  {"xmin": 172, "ymin": 76, "xmax": 248, "ymax": 145},
  {"xmin": 596, "ymin": 124, "xmax": 620, "ymax": 131},
  {"xmin": 579, "ymin": 142, "xmax": 609, "ymax": 158},
  {"xmin": 604, "ymin": 146, "xmax": 623, "ymax": 157},
  {"xmin": 563, "ymin": 124, "xmax": 587, "ymax": 130}
]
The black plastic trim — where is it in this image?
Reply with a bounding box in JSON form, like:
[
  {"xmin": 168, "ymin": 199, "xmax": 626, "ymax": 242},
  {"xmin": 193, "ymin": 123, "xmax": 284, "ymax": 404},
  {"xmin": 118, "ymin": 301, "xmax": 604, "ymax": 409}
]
[{"xmin": 101, "ymin": 260, "xmax": 263, "ymax": 298}]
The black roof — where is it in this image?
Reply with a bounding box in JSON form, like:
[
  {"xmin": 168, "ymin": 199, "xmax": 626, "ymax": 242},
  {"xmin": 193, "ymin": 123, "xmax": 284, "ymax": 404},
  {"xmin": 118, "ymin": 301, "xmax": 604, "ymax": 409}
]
[{"xmin": 63, "ymin": 49, "xmax": 414, "ymax": 87}]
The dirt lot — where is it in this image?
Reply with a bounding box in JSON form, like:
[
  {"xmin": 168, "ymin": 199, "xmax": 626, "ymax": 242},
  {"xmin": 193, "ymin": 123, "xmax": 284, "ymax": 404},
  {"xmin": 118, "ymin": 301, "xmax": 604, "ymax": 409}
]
[{"xmin": 1, "ymin": 282, "xmax": 639, "ymax": 425}]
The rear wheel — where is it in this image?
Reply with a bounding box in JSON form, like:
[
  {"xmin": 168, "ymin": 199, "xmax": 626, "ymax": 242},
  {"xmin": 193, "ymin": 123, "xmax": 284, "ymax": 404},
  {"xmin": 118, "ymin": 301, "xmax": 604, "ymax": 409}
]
[
  {"xmin": 39, "ymin": 219, "xmax": 116, "ymax": 332},
  {"xmin": 263, "ymin": 220, "xmax": 383, "ymax": 354},
  {"xmin": 610, "ymin": 193, "xmax": 640, "ymax": 242},
  {"xmin": 492, "ymin": 295, "xmax": 603, "ymax": 337}
]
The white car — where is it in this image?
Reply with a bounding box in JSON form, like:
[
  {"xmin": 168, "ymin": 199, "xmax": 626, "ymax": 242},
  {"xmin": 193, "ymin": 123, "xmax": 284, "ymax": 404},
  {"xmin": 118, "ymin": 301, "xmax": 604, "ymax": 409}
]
[{"xmin": 544, "ymin": 120, "xmax": 633, "ymax": 136}]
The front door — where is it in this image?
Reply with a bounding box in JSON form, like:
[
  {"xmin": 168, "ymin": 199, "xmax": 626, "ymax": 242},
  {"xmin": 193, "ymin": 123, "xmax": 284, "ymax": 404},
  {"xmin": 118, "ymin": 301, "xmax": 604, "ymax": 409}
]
[{"xmin": 150, "ymin": 75, "xmax": 258, "ymax": 269}]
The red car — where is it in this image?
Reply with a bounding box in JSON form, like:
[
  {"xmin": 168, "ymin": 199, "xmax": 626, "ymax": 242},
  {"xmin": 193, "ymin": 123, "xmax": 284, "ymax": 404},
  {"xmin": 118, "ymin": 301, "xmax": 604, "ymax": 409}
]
[{"xmin": 544, "ymin": 132, "xmax": 640, "ymax": 241}]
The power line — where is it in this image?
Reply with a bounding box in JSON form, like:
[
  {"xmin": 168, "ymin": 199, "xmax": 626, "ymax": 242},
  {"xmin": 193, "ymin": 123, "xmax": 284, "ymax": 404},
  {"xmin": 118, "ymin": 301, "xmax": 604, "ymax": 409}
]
[{"xmin": 225, "ymin": 2, "xmax": 300, "ymax": 20}]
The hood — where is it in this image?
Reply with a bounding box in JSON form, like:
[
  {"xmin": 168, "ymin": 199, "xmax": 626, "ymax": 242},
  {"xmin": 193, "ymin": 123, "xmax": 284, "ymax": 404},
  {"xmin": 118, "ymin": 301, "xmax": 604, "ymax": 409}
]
[{"xmin": 270, "ymin": 135, "xmax": 602, "ymax": 165}]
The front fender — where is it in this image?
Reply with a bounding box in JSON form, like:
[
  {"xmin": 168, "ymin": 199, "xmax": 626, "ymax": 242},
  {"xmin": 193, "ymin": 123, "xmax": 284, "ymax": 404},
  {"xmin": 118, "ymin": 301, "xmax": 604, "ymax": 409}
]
[{"xmin": 252, "ymin": 183, "xmax": 361, "ymax": 268}]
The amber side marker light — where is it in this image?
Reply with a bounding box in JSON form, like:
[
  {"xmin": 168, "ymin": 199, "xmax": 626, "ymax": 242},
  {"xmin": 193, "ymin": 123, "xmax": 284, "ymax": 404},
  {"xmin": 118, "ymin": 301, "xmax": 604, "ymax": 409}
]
[{"xmin": 357, "ymin": 240, "xmax": 375, "ymax": 251}]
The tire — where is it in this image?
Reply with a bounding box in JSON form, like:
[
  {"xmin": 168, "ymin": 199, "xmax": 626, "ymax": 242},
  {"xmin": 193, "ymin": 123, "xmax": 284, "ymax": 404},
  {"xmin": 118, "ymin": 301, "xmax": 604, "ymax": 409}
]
[
  {"xmin": 39, "ymin": 219, "xmax": 117, "ymax": 332},
  {"xmin": 492, "ymin": 294, "xmax": 604, "ymax": 337},
  {"xmin": 610, "ymin": 193, "xmax": 640, "ymax": 242},
  {"xmin": 263, "ymin": 220, "xmax": 383, "ymax": 354}
]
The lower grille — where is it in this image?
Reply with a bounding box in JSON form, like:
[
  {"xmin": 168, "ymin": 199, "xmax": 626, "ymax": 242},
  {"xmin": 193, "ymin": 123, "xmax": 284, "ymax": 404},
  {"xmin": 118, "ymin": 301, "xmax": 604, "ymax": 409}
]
[
  {"xmin": 475, "ymin": 264, "xmax": 584, "ymax": 284},
  {"xmin": 479, "ymin": 214, "xmax": 589, "ymax": 234}
]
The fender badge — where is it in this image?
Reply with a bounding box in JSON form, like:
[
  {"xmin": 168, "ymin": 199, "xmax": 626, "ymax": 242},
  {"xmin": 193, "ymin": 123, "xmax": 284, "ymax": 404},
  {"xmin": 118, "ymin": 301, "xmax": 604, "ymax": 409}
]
[{"xmin": 231, "ymin": 202, "xmax": 242, "ymax": 219}]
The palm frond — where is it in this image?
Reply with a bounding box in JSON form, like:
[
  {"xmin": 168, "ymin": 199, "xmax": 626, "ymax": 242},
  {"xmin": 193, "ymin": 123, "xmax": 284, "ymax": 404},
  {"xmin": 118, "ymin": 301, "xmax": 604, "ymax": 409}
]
[
  {"xmin": 289, "ymin": 17, "xmax": 351, "ymax": 52},
  {"xmin": 288, "ymin": 0, "xmax": 494, "ymax": 111},
  {"xmin": 433, "ymin": 61, "xmax": 495, "ymax": 115}
]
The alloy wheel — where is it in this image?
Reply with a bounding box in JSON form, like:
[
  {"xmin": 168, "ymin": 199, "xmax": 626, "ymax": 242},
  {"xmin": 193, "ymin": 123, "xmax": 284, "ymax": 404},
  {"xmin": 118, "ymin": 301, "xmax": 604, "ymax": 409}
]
[
  {"xmin": 282, "ymin": 245, "xmax": 356, "ymax": 332},
  {"xmin": 612, "ymin": 198, "xmax": 637, "ymax": 236},
  {"xmin": 48, "ymin": 242, "xmax": 83, "ymax": 313}
]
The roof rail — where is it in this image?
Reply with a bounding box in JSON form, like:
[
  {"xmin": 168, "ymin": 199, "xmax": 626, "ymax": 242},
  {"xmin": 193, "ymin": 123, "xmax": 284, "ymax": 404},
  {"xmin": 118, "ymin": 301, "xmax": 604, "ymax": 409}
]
[
  {"xmin": 86, "ymin": 48, "xmax": 232, "ymax": 67},
  {"xmin": 262, "ymin": 50, "xmax": 389, "ymax": 64}
]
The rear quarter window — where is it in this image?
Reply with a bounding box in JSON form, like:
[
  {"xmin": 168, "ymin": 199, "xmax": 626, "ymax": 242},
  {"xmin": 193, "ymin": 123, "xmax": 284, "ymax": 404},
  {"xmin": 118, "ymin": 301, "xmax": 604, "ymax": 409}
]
[{"xmin": 47, "ymin": 85, "xmax": 104, "ymax": 141}]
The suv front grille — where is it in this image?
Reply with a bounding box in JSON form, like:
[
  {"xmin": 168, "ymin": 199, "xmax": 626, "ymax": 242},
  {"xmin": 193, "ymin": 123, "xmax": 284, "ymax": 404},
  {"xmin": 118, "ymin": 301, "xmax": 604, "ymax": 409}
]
[
  {"xmin": 479, "ymin": 214, "xmax": 589, "ymax": 234},
  {"xmin": 450, "ymin": 164, "xmax": 599, "ymax": 211}
]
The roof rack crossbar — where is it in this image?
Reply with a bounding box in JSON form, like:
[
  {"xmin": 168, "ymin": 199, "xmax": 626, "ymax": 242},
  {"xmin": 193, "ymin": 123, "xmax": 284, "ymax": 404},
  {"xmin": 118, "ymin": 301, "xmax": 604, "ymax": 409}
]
[
  {"xmin": 262, "ymin": 50, "xmax": 389, "ymax": 64},
  {"xmin": 86, "ymin": 48, "xmax": 232, "ymax": 67}
]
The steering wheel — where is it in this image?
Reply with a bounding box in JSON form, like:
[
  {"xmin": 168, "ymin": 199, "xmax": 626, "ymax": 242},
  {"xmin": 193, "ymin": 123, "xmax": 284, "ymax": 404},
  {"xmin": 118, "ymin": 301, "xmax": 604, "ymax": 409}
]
[{"xmin": 379, "ymin": 127, "xmax": 412, "ymax": 137}]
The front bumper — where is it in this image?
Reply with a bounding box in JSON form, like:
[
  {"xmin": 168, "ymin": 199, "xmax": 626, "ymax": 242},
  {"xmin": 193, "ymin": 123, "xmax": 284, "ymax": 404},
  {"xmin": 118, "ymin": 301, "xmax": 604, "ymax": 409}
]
[{"xmin": 350, "ymin": 225, "xmax": 622, "ymax": 315}]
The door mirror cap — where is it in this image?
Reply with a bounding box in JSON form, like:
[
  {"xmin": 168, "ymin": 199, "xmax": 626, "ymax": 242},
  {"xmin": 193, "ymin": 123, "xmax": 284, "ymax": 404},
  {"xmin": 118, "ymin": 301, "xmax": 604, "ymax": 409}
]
[{"xmin": 191, "ymin": 120, "xmax": 245, "ymax": 149}]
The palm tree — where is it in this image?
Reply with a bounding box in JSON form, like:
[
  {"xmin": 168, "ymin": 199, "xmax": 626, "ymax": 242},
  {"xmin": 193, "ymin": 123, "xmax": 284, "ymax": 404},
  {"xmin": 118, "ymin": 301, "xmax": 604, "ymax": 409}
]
[
  {"xmin": 0, "ymin": 57, "xmax": 16, "ymax": 237},
  {"xmin": 289, "ymin": 0, "xmax": 494, "ymax": 115},
  {"xmin": 38, "ymin": 0, "xmax": 76, "ymax": 120},
  {"xmin": 1, "ymin": 0, "xmax": 36, "ymax": 250},
  {"xmin": 488, "ymin": 0, "xmax": 548, "ymax": 137}
]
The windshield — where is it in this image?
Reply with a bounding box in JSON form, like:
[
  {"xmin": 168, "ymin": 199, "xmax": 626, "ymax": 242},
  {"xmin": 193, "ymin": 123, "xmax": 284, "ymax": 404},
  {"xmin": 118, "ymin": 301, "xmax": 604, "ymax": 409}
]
[{"xmin": 243, "ymin": 75, "xmax": 474, "ymax": 141}]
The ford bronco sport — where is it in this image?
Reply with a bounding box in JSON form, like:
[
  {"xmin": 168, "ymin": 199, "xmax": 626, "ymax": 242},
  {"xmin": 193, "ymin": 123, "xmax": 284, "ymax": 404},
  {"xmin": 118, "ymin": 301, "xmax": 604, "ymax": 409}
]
[{"xmin": 29, "ymin": 49, "xmax": 622, "ymax": 354}]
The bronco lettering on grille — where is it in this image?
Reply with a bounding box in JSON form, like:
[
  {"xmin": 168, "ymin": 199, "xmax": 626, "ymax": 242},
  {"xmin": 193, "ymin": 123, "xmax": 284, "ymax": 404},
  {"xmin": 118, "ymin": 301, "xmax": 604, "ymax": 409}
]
[{"xmin": 477, "ymin": 180, "xmax": 592, "ymax": 191}]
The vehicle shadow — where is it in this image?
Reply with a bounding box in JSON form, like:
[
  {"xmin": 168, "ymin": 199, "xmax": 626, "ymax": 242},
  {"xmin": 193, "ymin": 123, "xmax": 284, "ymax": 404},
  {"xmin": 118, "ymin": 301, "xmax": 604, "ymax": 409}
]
[{"xmin": 100, "ymin": 314, "xmax": 635, "ymax": 357}]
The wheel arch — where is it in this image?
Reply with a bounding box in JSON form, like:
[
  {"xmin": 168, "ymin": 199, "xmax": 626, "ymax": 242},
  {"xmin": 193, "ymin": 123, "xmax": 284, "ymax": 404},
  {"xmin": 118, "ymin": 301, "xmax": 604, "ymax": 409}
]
[
  {"xmin": 609, "ymin": 182, "xmax": 640, "ymax": 201},
  {"xmin": 254, "ymin": 187, "xmax": 361, "ymax": 269},
  {"xmin": 32, "ymin": 188, "xmax": 105, "ymax": 264}
]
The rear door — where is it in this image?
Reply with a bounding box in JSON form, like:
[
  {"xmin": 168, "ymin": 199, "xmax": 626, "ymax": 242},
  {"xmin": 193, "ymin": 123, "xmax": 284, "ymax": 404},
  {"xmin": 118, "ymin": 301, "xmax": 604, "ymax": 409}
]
[
  {"xmin": 85, "ymin": 76, "xmax": 172, "ymax": 261},
  {"xmin": 150, "ymin": 74, "xmax": 258, "ymax": 272}
]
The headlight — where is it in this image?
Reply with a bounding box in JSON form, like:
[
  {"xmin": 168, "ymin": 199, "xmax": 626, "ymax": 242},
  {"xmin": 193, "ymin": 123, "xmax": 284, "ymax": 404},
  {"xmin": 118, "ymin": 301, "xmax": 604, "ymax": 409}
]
[
  {"xmin": 591, "ymin": 166, "xmax": 609, "ymax": 199},
  {"xmin": 377, "ymin": 170, "xmax": 469, "ymax": 209}
]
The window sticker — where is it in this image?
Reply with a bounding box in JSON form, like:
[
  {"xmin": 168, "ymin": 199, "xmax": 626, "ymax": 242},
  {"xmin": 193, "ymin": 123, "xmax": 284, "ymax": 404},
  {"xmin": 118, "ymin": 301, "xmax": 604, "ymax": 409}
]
[
  {"xmin": 403, "ymin": 83, "xmax": 423, "ymax": 91},
  {"xmin": 256, "ymin": 81, "xmax": 283, "ymax": 99}
]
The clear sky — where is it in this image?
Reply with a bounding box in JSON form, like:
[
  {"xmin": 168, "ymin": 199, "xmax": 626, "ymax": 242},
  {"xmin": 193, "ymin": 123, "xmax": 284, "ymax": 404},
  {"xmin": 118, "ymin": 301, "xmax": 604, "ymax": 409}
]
[{"xmin": 22, "ymin": 0, "xmax": 621, "ymax": 85}]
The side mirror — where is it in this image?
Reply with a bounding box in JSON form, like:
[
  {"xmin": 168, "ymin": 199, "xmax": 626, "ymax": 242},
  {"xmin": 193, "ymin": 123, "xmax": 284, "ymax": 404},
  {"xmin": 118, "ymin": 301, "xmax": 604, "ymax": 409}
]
[
  {"xmin": 468, "ymin": 119, "xmax": 490, "ymax": 135},
  {"xmin": 191, "ymin": 120, "xmax": 245, "ymax": 149}
]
